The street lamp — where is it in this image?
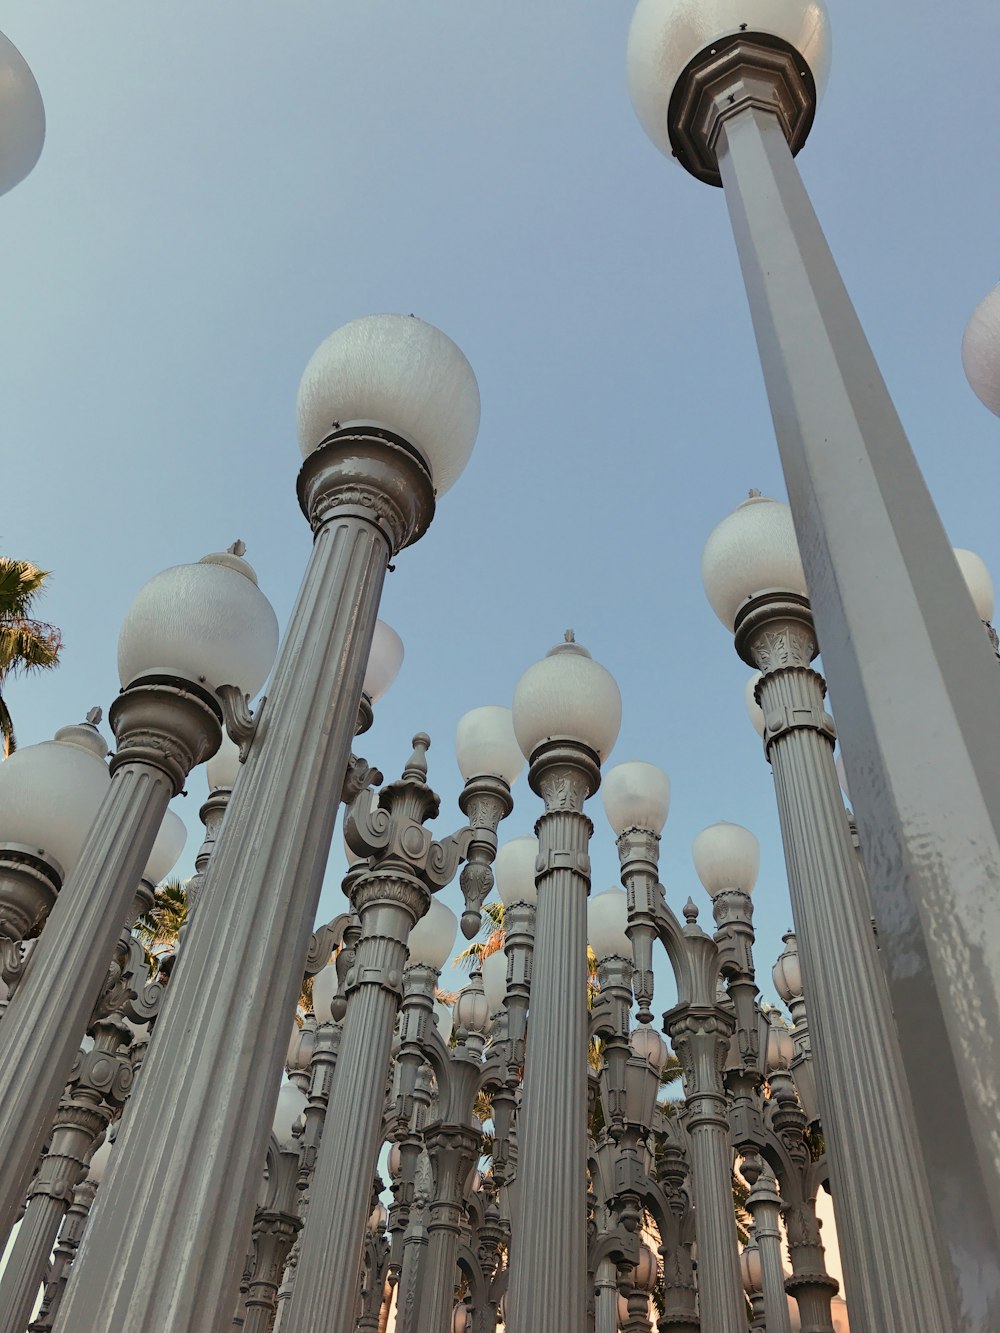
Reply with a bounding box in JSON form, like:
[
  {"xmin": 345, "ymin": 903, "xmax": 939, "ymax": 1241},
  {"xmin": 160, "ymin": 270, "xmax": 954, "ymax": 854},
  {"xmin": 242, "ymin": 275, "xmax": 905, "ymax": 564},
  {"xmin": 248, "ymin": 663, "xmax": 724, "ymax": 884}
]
[
  {"xmin": 627, "ymin": 5, "xmax": 1000, "ymax": 1312},
  {"xmin": 59, "ymin": 313, "xmax": 479, "ymax": 1333},
  {"xmin": 506, "ymin": 630, "xmax": 621, "ymax": 1333},
  {"xmin": 0, "ymin": 31, "xmax": 44, "ymax": 197}
]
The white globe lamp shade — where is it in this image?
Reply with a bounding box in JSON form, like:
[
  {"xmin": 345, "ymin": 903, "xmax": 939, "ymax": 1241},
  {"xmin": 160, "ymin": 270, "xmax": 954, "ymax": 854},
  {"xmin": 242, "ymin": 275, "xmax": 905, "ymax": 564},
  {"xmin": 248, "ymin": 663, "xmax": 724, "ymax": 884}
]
[
  {"xmin": 744, "ymin": 672, "xmax": 766, "ymax": 738},
  {"xmin": 962, "ymin": 283, "xmax": 1000, "ymax": 418},
  {"xmin": 311, "ymin": 961, "xmax": 339, "ymax": 1024},
  {"xmin": 367, "ymin": 1202, "xmax": 388, "ymax": 1235},
  {"xmin": 512, "ymin": 634, "xmax": 621, "ymax": 762},
  {"xmin": 296, "ymin": 314, "xmax": 481, "ymax": 496},
  {"xmin": 773, "ymin": 934, "xmax": 803, "ymax": 1003},
  {"xmin": 0, "ymin": 33, "xmax": 45, "ymax": 197},
  {"xmin": 588, "ymin": 888, "xmax": 632, "ymax": 962},
  {"xmin": 117, "ymin": 548, "xmax": 279, "ymax": 697},
  {"xmin": 602, "ymin": 760, "xmax": 670, "ymax": 835},
  {"xmin": 493, "ymin": 835, "xmax": 539, "ymax": 907},
  {"xmin": 692, "ymin": 822, "xmax": 760, "ymax": 896},
  {"xmin": 87, "ymin": 1136, "xmax": 112, "ymax": 1185},
  {"xmin": 481, "ymin": 950, "xmax": 508, "ymax": 1014},
  {"xmin": 953, "ymin": 548, "xmax": 995, "ymax": 623},
  {"xmin": 454, "ymin": 976, "xmax": 492, "ymax": 1035},
  {"xmin": 702, "ymin": 495, "xmax": 808, "ymax": 630},
  {"xmin": 634, "ymin": 1242, "xmax": 658, "ymax": 1292},
  {"xmin": 272, "ymin": 1080, "xmax": 308, "ymax": 1151},
  {"xmin": 0, "ymin": 718, "xmax": 109, "ymax": 878},
  {"xmin": 364, "ymin": 620, "xmax": 404, "ymax": 702},
  {"xmin": 766, "ymin": 1017, "xmax": 795, "ymax": 1071},
  {"xmin": 455, "ymin": 706, "xmax": 524, "ymax": 786},
  {"xmin": 433, "ymin": 1000, "xmax": 454, "ymax": 1045},
  {"xmin": 740, "ymin": 1242, "xmax": 763, "ymax": 1295},
  {"xmin": 627, "ymin": 0, "xmax": 831, "ymax": 160},
  {"xmin": 142, "ymin": 808, "xmax": 186, "ymax": 884},
  {"xmin": 406, "ymin": 897, "xmax": 458, "ymax": 971},
  {"xmin": 630, "ymin": 1025, "xmax": 670, "ymax": 1075},
  {"xmin": 206, "ymin": 730, "xmax": 241, "ymax": 792}
]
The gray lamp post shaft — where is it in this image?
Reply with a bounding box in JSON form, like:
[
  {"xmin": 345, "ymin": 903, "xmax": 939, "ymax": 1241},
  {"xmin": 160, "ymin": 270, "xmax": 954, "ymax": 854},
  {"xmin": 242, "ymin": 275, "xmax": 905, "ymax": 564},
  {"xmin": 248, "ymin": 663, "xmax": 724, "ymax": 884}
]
[
  {"xmin": 744, "ymin": 1170, "xmax": 792, "ymax": 1333},
  {"xmin": 58, "ymin": 431, "xmax": 433, "ymax": 1333},
  {"xmin": 677, "ymin": 39, "xmax": 1000, "ymax": 1319},
  {"xmin": 506, "ymin": 741, "xmax": 599, "ymax": 1333},
  {"xmin": 28, "ymin": 1178, "xmax": 96, "ymax": 1333},
  {"xmin": 0, "ymin": 674, "xmax": 218, "ymax": 1252},
  {"xmin": 416, "ymin": 1125, "xmax": 481, "ymax": 1333},
  {"xmin": 737, "ymin": 594, "xmax": 954, "ymax": 1330}
]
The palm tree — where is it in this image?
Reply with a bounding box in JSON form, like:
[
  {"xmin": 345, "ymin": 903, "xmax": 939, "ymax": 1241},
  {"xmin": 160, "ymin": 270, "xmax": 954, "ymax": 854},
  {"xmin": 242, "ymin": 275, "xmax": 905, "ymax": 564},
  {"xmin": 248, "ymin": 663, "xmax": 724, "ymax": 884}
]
[{"xmin": 0, "ymin": 558, "xmax": 62, "ymax": 756}]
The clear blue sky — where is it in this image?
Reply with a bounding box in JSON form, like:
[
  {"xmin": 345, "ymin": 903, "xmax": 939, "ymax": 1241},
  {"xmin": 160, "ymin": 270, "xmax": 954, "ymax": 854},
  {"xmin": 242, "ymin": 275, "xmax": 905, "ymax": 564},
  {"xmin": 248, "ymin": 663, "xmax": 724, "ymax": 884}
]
[{"xmin": 3, "ymin": 0, "xmax": 999, "ymax": 1011}]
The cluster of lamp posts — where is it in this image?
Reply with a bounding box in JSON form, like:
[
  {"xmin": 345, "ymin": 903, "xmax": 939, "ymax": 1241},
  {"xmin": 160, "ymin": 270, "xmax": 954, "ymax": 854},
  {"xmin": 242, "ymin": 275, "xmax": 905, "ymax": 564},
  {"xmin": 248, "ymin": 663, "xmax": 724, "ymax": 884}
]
[{"xmin": 2, "ymin": 1, "xmax": 1000, "ymax": 1331}]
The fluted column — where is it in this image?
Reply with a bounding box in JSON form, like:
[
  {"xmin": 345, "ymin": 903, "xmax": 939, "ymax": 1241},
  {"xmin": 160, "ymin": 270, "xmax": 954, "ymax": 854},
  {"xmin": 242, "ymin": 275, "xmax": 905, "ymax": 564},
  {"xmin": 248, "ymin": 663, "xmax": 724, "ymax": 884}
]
[
  {"xmin": 59, "ymin": 433, "xmax": 434, "ymax": 1333},
  {"xmin": 737, "ymin": 593, "xmax": 953, "ymax": 1331},
  {"xmin": 667, "ymin": 1007, "xmax": 745, "ymax": 1333},
  {"xmin": 243, "ymin": 1213, "xmax": 300, "ymax": 1333},
  {"xmin": 0, "ymin": 677, "xmax": 218, "ymax": 1250},
  {"xmin": 745, "ymin": 1171, "xmax": 791, "ymax": 1333},
  {"xmin": 594, "ymin": 1257, "xmax": 618, "ymax": 1333},
  {"xmin": 417, "ymin": 1126, "xmax": 480, "ymax": 1333},
  {"xmin": 506, "ymin": 741, "xmax": 598, "ymax": 1333},
  {"xmin": 782, "ymin": 1199, "xmax": 836, "ymax": 1333},
  {"xmin": 28, "ymin": 1178, "xmax": 95, "ymax": 1333}
]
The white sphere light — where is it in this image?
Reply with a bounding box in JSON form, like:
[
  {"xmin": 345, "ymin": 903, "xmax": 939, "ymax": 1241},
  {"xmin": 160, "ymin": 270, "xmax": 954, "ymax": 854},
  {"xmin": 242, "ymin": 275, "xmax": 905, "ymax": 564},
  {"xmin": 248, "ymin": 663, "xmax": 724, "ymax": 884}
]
[
  {"xmin": 481, "ymin": 950, "xmax": 508, "ymax": 1014},
  {"xmin": 364, "ymin": 620, "xmax": 404, "ymax": 703},
  {"xmin": 512, "ymin": 634, "xmax": 622, "ymax": 762},
  {"xmin": 0, "ymin": 33, "xmax": 45, "ymax": 197},
  {"xmin": 692, "ymin": 821, "xmax": 760, "ymax": 896},
  {"xmin": 117, "ymin": 548, "xmax": 279, "ymax": 698},
  {"xmin": 962, "ymin": 283, "xmax": 1000, "ymax": 418},
  {"xmin": 206, "ymin": 730, "xmax": 241, "ymax": 793},
  {"xmin": 588, "ymin": 888, "xmax": 632, "ymax": 962},
  {"xmin": 455, "ymin": 706, "xmax": 524, "ymax": 786},
  {"xmin": 311, "ymin": 960, "xmax": 339, "ymax": 1024},
  {"xmin": 406, "ymin": 897, "xmax": 458, "ymax": 971},
  {"xmin": 630, "ymin": 1025, "xmax": 670, "ymax": 1075},
  {"xmin": 773, "ymin": 934, "xmax": 803, "ymax": 1002},
  {"xmin": 87, "ymin": 1136, "xmax": 112, "ymax": 1185},
  {"xmin": 493, "ymin": 835, "xmax": 539, "ymax": 907},
  {"xmin": 702, "ymin": 494, "xmax": 808, "ymax": 630},
  {"xmin": 272, "ymin": 1081, "xmax": 308, "ymax": 1151},
  {"xmin": 434, "ymin": 999, "xmax": 454, "ymax": 1045},
  {"xmin": 602, "ymin": 760, "xmax": 671, "ymax": 836},
  {"xmin": 454, "ymin": 977, "xmax": 492, "ymax": 1036},
  {"xmin": 954, "ymin": 548, "xmax": 995, "ymax": 623},
  {"xmin": 627, "ymin": 0, "xmax": 832, "ymax": 161},
  {"xmin": 744, "ymin": 672, "xmax": 766, "ymax": 738},
  {"xmin": 0, "ymin": 719, "xmax": 109, "ymax": 878},
  {"xmin": 142, "ymin": 808, "xmax": 186, "ymax": 885},
  {"xmin": 296, "ymin": 314, "xmax": 481, "ymax": 496}
]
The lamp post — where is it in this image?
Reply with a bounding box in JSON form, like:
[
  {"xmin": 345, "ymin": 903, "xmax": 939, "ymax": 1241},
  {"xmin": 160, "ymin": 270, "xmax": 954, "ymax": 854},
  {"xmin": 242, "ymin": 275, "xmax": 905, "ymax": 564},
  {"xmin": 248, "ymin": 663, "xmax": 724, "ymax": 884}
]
[
  {"xmin": 506, "ymin": 631, "xmax": 621, "ymax": 1333},
  {"xmin": 0, "ymin": 31, "xmax": 44, "ymax": 197},
  {"xmin": 627, "ymin": 6, "xmax": 1000, "ymax": 1312},
  {"xmin": 58, "ymin": 314, "xmax": 479, "ymax": 1333},
  {"xmin": 0, "ymin": 544, "xmax": 276, "ymax": 1249},
  {"xmin": 702, "ymin": 490, "xmax": 955, "ymax": 1329}
]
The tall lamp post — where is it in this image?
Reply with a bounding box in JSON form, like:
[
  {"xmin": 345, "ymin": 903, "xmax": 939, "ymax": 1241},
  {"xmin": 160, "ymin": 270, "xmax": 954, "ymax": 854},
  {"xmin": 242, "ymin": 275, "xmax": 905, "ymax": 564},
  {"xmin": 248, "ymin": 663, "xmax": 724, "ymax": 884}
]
[
  {"xmin": 506, "ymin": 632, "xmax": 621, "ymax": 1333},
  {"xmin": 59, "ymin": 314, "xmax": 481, "ymax": 1333},
  {"xmin": 626, "ymin": 7, "xmax": 1000, "ymax": 1316}
]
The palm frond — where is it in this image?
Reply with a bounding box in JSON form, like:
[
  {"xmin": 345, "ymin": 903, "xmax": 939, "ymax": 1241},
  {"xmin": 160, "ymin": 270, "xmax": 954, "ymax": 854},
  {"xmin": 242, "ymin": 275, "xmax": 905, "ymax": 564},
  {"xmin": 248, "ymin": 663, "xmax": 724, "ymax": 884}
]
[
  {"xmin": 0, "ymin": 620, "xmax": 62, "ymax": 677},
  {"xmin": 0, "ymin": 695, "xmax": 15, "ymax": 757},
  {"xmin": 0, "ymin": 560, "xmax": 51, "ymax": 620}
]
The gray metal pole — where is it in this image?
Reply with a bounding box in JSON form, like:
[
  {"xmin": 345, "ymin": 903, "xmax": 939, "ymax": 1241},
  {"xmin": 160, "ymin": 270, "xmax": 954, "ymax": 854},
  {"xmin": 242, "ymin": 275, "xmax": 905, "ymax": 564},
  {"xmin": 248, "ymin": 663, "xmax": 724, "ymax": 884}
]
[
  {"xmin": 668, "ymin": 37, "xmax": 1000, "ymax": 1322},
  {"xmin": 736, "ymin": 593, "xmax": 954, "ymax": 1331},
  {"xmin": 0, "ymin": 678, "xmax": 220, "ymax": 1251},
  {"xmin": 744, "ymin": 1170, "xmax": 792, "ymax": 1333},
  {"xmin": 505, "ymin": 739, "xmax": 599, "ymax": 1333},
  {"xmin": 781, "ymin": 1196, "xmax": 837, "ymax": 1333},
  {"xmin": 416, "ymin": 1126, "xmax": 481, "ymax": 1333},
  {"xmin": 57, "ymin": 430, "xmax": 434, "ymax": 1333},
  {"xmin": 593, "ymin": 1257, "xmax": 618, "ymax": 1333}
]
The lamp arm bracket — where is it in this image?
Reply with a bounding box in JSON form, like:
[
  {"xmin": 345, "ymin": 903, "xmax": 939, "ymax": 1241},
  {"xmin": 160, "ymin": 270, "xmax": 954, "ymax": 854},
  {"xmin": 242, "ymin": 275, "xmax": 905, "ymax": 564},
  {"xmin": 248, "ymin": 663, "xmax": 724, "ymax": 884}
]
[
  {"xmin": 216, "ymin": 684, "xmax": 266, "ymax": 762},
  {"xmin": 303, "ymin": 913, "xmax": 351, "ymax": 977}
]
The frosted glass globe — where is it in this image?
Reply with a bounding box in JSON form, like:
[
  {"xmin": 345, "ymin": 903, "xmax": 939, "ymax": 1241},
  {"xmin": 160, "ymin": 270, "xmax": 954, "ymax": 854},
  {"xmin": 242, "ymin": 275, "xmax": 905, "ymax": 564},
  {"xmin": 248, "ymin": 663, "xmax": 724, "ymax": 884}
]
[
  {"xmin": 206, "ymin": 731, "xmax": 241, "ymax": 792},
  {"xmin": 702, "ymin": 494, "xmax": 807, "ymax": 629},
  {"xmin": 364, "ymin": 620, "xmax": 404, "ymax": 702},
  {"xmin": 512, "ymin": 634, "xmax": 622, "ymax": 762},
  {"xmin": 0, "ymin": 33, "xmax": 45, "ymax": 197},
  {"xmin": 0, "ymin": 720, "xmax": 109, "ymax": 877},
  {"xmin": 434, "ymin": 1000, "xmax": 454, "ymax": 1045},
  {"xmin": 954, "ymin": 548, "xmax": 995, "ymax": 622},
  {"xmin": 272, "ymin": 1080, "xmax": 308, "ymax": 1151},
  {"xmin": 117, "ymin": 549, "xmax": 279, "ymax": 697},
  {"xmin": 962, "ymin": 283, "xmax": 1000, "ymax": 418},
  {"xmin": 744, "ymin": 673, "xmax": 766, "ymax": 738},
  {"xmin": 740, "ymin": 1242, "xmax": 763, "ymax": 1295},
  {"xmin": 773, "ymin": 934, "xmax": 803, "ymax": 1002},
  {"xmin": 143, "ymin": 808, "xmax": 186, "ymax": 885},
  {"xmin": 406, "ymin": 897, "xmax": 458, "ymax": 971},
  {"xmin": 455, "ymin": 706, "xmax": 524, "ymax": 785},
  {"xmin": 588, "ymin": 888, "xmax": 632, "ymax": 962},
  {"xmin": 627, "ymin": 0, "xmax": 832, "ymax": 160},
  {"xmin": 296, "ymin": 314, "xmax": 481, "ymax": 496},
  {"xmin": 87, "ymin": 1137, "xmax": 112, "ymax": 1185},
  {"xmin": 493, "ymin": 836, "xmax": 539, "ymax": 907},
  {"xmin": 481, "ymin": 950, "xmax": 508, "ymax": 1014},
  {"xmin": 602, "ymin": 761, "xmax": 671, "ymax": 835},
  {"xmin": 692, "ymin": 821, "xmax": 760, "ymax": 896},
  {"xmin": 311, "ymin": 961, "xmax": 339, "ymax": 1024},
  {"xmin": 630, "ymin": 1025, "xmax": 670, "ymax": 1075}
]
